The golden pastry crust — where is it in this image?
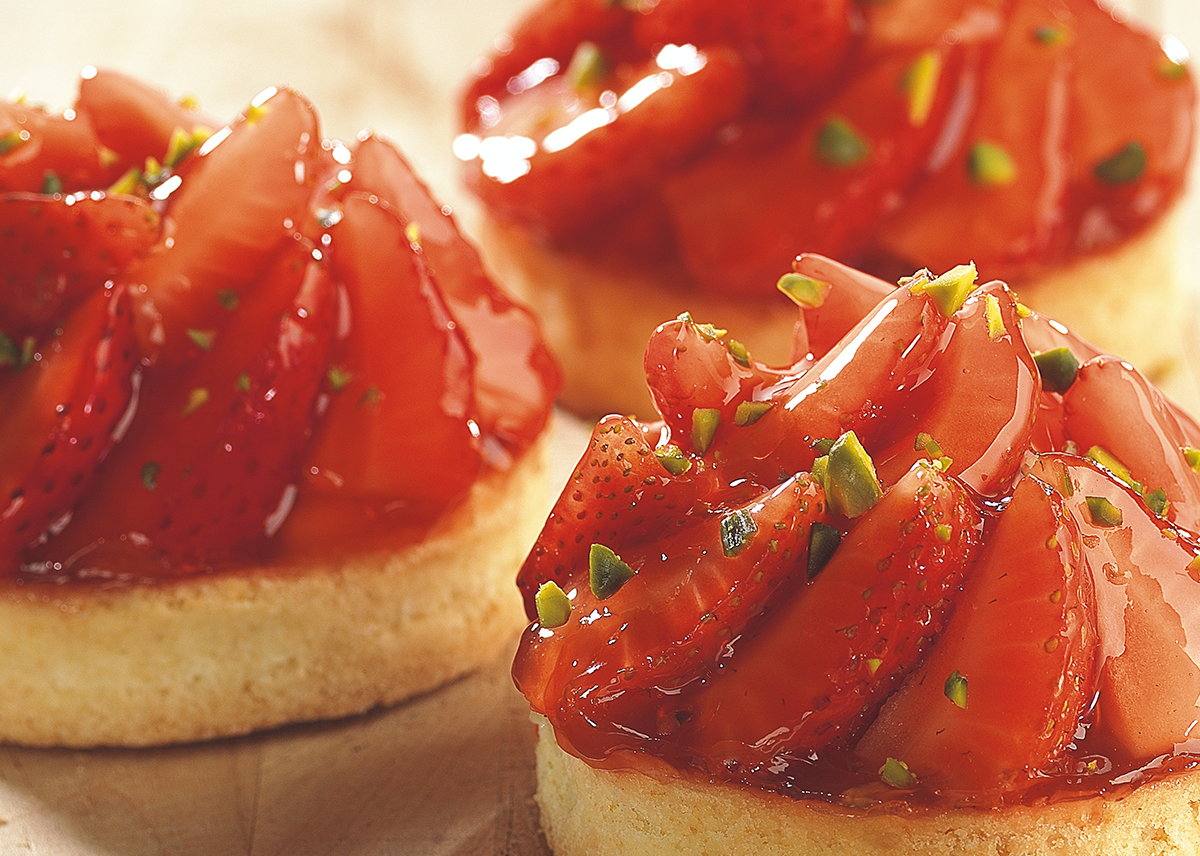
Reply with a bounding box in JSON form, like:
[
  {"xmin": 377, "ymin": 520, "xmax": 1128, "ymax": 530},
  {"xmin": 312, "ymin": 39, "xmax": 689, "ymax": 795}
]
[
  {"xmin": 473, "ymin": 208, "xmax": 1184, "ymax": 419},
  {"xmin": 533, "ymin": 721, "xmax": 1200, "ymax": 856},
  {"xmin": 0, "ymin": 436, "xmax": 552, "ymax": 748}
]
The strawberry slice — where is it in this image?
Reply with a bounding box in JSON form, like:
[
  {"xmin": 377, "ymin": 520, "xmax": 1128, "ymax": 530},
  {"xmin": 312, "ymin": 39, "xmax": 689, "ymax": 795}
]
[
  {"xmin": 275, "ymin": 192, "xmax": 484, "ymax": 555},
  {"xmin": 1025, "ymin": 454, "xmax": 1200, "ymax": 766},
  {"xmin": 125, "ymin": 86, "xmax": 323, "ymax": 365},
  {"xmin": 0, "ymin": 286, "xmax": 138, "ymax": 570},
  {"xmin": 0, "ymin": 191, "xmax": 160, "ymax": 342},
  {"xmin": 673, "ymin": 461, "xmax": 980, "ymax": 779},
  {"xmin": 0, "ymin": 98, "xmax": 119, "ymax": 194},
  {"xmin": 515, "ymin": 469, "xmax": 829, "ymax": 764},
  {"xmin": 517, "ymin": 414, "xmax": 699, "ymax": 616},
  {"xmin": 663, "ymin": 42, "xmax": 971, "ymax": 295},
  {"xmin": 325, "ymin": 132, "xmax": 559, "ymax": 450},
  {"xmin": 874, "ymin": 281, "xmax": 1040, "ymax": 496},
  {"xmin": 872, "ymin": 0, "xmax": 1074, "ymax": 282},
  {"xmin": 461, "ymin": 45, "xmax": 750, "ymax": 240},
  {"xmin": 855, "ymin": 473, "xmax": 1096, "ymax": 801},
  {"xmin": 631, "ymin": 0, "xmax": 855, "ymax": 111},
  {"xmin": 75, "ymin": 67, "xmax": 218, "ymax": 177},
  {"xmin": 1062, "ymin": 354, "xmax": 1200, "ymax": 531},
  {"xmin": 789, "ymin": 253, "xmax": 895, "ymax": 359}
]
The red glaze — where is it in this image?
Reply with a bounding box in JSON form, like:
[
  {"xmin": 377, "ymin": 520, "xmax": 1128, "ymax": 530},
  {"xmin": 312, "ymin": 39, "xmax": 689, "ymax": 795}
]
[
  {"xmin": 514, "ymin": 260, "xmax": 1200, "ymax": 808},
  {"xmin": 0, "ymin": 70, "xmax": 559, "ymax": 581},
  {"xmin": 459, "ymin": 0, "xmax": 1194, "ymax": 292}
]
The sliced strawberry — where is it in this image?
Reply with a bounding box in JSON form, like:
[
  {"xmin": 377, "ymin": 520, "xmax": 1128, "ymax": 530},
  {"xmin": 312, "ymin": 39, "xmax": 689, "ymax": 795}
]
[
  {"xmin": 517, "ymin": 414, "xmax": 699, "ymax": 616},
  {"xmin": 515, "ymin": 470, "xmax": 829, "ymax": 764},
  {"xmin": 0, "ymin": 191, "xmax": 160, "ymax": 342},
  {"xmin": 0, "ymin": 98, "xmax": 119, "ymax": 193},
  {"xmin": 855, "ymin": 473, "xmax": 1096, "ymax": 801},
  {"xmin": 0, "ymin": 286, "xmax": 138, "ymax": 571},
  {"xmin": 1061, "ymin": 0, "xmax": 1195, "ymax": 255},
  {"xmin": 631, "ymin": 0, "xmax": 855, "ymax": 111},
  {"xmin": 872, "ymin": 0, "xmax": 1074, "ymax": 282},
  {"xmin": 1061, "ymin": 354, "xmax": 1200, "ymax": 531},
  {"xmin": 125, "ymin": 86, "xmax": 323, "ymax": 365},
  {"xmin": 673, "ymin": 461, "xmax": 980, "ymax": 778},
  {"xmin": 1025, "ymin": 454, "xmax": 1200, "ymax": 766},
  {"xmin": 790, "ymin": 253, "xmax": 896, "ymax": 360},
  {"xmin": 874, "ymin": 281, "xmax": 1040, "ymax": 497},
  {"xmin": 664, "ymin": 43, "xmax": 971, "ymax": 296},
  {"xmin": 324, "ymin": 132, "xmax": 559, "ymax": 451},
  {"xmin": 461, "ymin": 45, "xmax": 750, "ymax": 240},
  {"xmin": 75, "ymin": 67, "xmax": 218, "ymax": 177},
  {"xmin": 273, "ymin": 192, "xmax": 484, "ymax": 556}
]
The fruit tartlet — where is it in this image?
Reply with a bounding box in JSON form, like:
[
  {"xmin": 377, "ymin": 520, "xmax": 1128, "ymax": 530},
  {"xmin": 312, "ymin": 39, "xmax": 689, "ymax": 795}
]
[
  {"xmin": 515, "ymin": 255, "xmax": 1200, "ymax": 854},
  {"xmin": 0, "ymin": 68, "xmax": 559, "ymax": 747},
  {"xmin": 457, "ymin": 0, "xmax": 1196, "ymax": 416}
]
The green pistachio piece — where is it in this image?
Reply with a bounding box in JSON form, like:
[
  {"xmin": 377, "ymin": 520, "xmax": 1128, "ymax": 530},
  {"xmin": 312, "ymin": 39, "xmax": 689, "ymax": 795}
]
[
  {"xmin": 1160, "ymin": 59, "xmax": 1188, "ymax": 80},
  {"xmin": 186, "ymin": 328, "xmax": 216, "ymax": 352},
  {"xmin": 655, "ymin": 444, "xmax": 693, "ymax": 475},
  {"xmin": 535, "ymin": 581, "xmax": 572, "ymax": 629},
  {"xmin": 720, "ymin": 509, "xmax": 758, "ymax": 558},
  {"xmin": 692, "ymin": 319, "xmax": 727, "ymax": 341},
  {"xmin": 944, "ymin": 670, "xmax": 969, "ymax": 709},
  {"xmin": 880, "ymin": 757, "xmax": 917, "ymax": 789},
  {"xmin": 141, "ymin": 461, "xmax": 162, "ymax": 491},
  {"xmin": 1032, "ymin": 347, "xmax": 1080, "ymax": 393},
  {"xmin": 235, "ymin": 372, "xmax": 251, "ymax": 393},
  {"xmin": 727, "ymin": 339, "xmax": 751, "ymax": 367},
  {"xmin": 1185, "ymin": 446, "xmax": 1200, "ymax": 472},
  {"xmin": 1094, "ymin": 141, "xmax": 1146, "ymax": 185},
  {"xmin": 108, "ymin": 166, "xmax": 142, "ymax": 195},
  {"xmin": 692, "ymin": 408, "xmax": 720, "ymax": 455},
  {"xmin": 811, "ymin": 454, "xmax": 829, "ymax": 490},
  {"xmin": 1085, "ymin": 496, "xmax": 1123, "ymax": 528},
  {"xmin": 590, "ymin": 543, "xmax": 635, "ymax": 600},
  {"xmin": 358, "ymin": 384, "xmax": 383, "ymax": 410},
  {"xmin": 912, "ymin": 263, "xmax": 977, "ymax": 318},
  {"xmin": 902, "ymin": 50, "xmax": 941, "ymax": 127},
  {"xmin": 825, "ymin": 431, "xmax": 883, "ymax": 519},
  {"xmin": 0, "ymin": 334, "xmax": 20, "ymax": 368},
  {"xmin": 216, "ymin": 288, "xmax": 240, "ymax": 310},
  {"xmin": 1085, "ymin": 445, "xmax": 1142, "ymax": 493},
  {"xmin": 777, "ymin": 274, "xmax": 832, "ymax": 309},
  {"xmin": 935, "ymin": 524, "xmax": 953, "ymax": 543},
  {"xmin": 812, "ymin": 437, "xmax": 836, "ymax": 456},
  {"xmin": 182, "ymin": 387, "xmax": 209, "ymax": 416},
  {"xmin": 807, "ymin": 521, "xmax": 841, "ymax": 580},
  {"xmin": 40, "ymin": 171, "xmax": 62, "ymax": 195},
  {"xmin": 1144, "ymin": 487, "xmax": 1169, "ymax": 517},
  {"xmin": 566, "ymin": 41, "xmax": 610, "ymax": 91},
  {"xmin": 0, "ymin": 129, "xmax": 28, "ymax": 156},
  {"xmin": 1033, "ymin": 24, "xmax": 1068, "ymax": 45},
  {"xmin": 816, "ymin": 117, "xmax": 870, "ymax": 167},
  {"xmin": 327, "ymin": 366, "xmax": 353, "ymax": 392},
  {"xmin": 163, "ymin": 125, "xmax": 212, "ymax": 168},
  {"xmin": 984, "ymin": 294, "xmax": 1005, "ymax": 340},
  {"xmin": 914, "ymin": 432, "xmax": 944, "ymax": 457},
  {"xmin": 968, "ymin": 141, "xmax": 1017, "ymax": 186},
  {"xmin": 734, "ymin": 400, "xmax": 773, "ymax": 427}
]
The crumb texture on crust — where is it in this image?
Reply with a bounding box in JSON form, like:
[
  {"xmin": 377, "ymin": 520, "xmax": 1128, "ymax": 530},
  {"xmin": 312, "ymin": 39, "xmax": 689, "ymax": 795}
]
[
  {"xmin": 472, "ymin": 206, "xmax": 1183, "ymax": 418},
  {"xmin": 0, "ymin": 438, "xmax": 552, "ymax": 748},
  {"xmin": 534, "ymin": 722, "xmax": 1200, "ymax": 856}
]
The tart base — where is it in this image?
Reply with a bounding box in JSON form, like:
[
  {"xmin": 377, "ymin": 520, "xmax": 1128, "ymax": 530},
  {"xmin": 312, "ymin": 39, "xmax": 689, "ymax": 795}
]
[
  {"xmin": 473, "ymin": 209, "xmax": 1184, "ymax": 420},
  {"xmin": 0, "ymin": 435, "xmax": 552, "ymax": 748},
  {"xmin": 533, "ymin": 720, "xmax": 1200, "ymax": 856}
]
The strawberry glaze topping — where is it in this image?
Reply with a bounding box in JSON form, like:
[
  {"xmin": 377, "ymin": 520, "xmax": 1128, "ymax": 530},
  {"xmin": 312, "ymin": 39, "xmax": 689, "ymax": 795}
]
[
  {"xmin": 457, "ymin": 0, "xmax": 1195, "ymax": 294},
  {"xmin": 0, "ymin": 70, "xmax": 559, "ymax": 582},
  {"xmin": 514, "ymin": 255, "xmax": 1200, "ymax": 808}
]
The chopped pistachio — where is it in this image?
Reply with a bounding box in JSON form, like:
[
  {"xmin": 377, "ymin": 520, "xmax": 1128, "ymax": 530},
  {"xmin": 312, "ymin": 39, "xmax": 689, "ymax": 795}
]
[
  {"xmin": 216, "ymin": 288, "xmax": 240, "ymax": 310},
  {"xmin": 108, "ymin": 166, "xmax": 142, "ymax": 195},
  {"xmin": 1160, "ymin": 59, "xmax": 1189, "ymax": 80},
  {"xmin": 691, "ymin": 408, "xmax": 720, "ymax": 455},
  {"xmin": 186, "ymin": 328, "xmax": 216, "ymax": 352},
  {"xmin": 720, "ymin": 509, "xmax": 758, "ymax": 558},
  {"xmin": 40, "ymin": 171, "xmax": 62, "ymax": 195},
  {"xmin": 358, "ymin": 384, "xmax": 383, "ymax": 410},
  {"xmin": 914, "ymin": 432, "xmax": 944, "ymax": 457},
  {"xmin": 1032, "ymin": 347, "xmax": 1080, "ymax": 393},
  {"xmin": 693, "ymin": 320, "xmax": 727, "ymax": 341},
  {"xmin": 327, "ymin": 366, "xmax": 354, "ymax": 392},
  {"xmin": 566, "ymin": 41, "xmax": 610, "ymax": 91},
  {"xmin": 1085, "ymin": 496, "xmax": 1123, "ymax": 528},
  {"xmin": 655, "ymin": 444, "xmax": 692, "ymax": 475},
  {"xmin": 811, "ymin": 454, "xmax": 830, "ymax": 491},
  {"xmin": 235, "ymin": 372, "xmax": 251, "ymax": 393},
  {"xmin": 912, "ymin": 263, "xmax": 977, "ymax": 317},
  {"xmin": 1085, "ymin": 446, "xmax": 1142, "ymax": 493},
  {"xmin": 815, "ymin": 117, "xmax": 870, "ymax": 167},
  {"xmin": 824, "ymin": 431, "xmax": 883, "ymax": 519},
  {"xmin": 245, "ymin": 101, "xmax": 271, "ymax": 125},
  {"xmin": 865, "ymin": 657, "xmax": 883, "ymax": 676},
  {"xmin": 935, "ymin": 524, "xmax": 953, "ymax": 543},
  {"xmin": 1094, "ymin": 142, "xmax": 1146, "ymax": 185},
  {"xmin": 1033, "ymin": 24, "xmax": 1068, "ymax": 45},
  {"xmin": 1144, "ymin": 487, "xmax": 1169, "ymax": 517},
  {"xmin": 968, "ymin": 141, "xmax": 1017, "ymax": 186},
  {"xmin": 589, "ymin": 543, "xmax": 634, "ymax": 600},
  {"xmin": 1015, "ymin": 301, "xmax": 1033, "ymax": 318},
  {"xmin": 984, "ymin": 294, "xmax": 1005, "ymax": 340},
  {"xmin": 808, "ymin": 521, "xmax": 841, "ymax": 580},
  {"xmin": 727, "ymin": 339, "xmax": 751, "ymax": 367},
  {"xmin": 944, "ymin": 669, "xmax": 969, "ymax": 709},
  {"xmin": 141, "ymin": 461, "xmax": 162, "ymax": 491},
  {"xmin": 1185, "ymin": 446, "xmax": 1200, "ymax": 472},
  {"xmin": 734, "ymin": 400, "xmax": 773, "ymax": 427},
  {"xmin": 0, "ymin": 129, "xmax": 28, "ymax": 156},
  {"xmin": 812, "ymin": 437, "xmax": 836, "ymax": 456},
  {"xmin": 777, "ymin": 273, "xmax": 832, "ymax": 309},
  {"xmin": 163, "ymin": 125, "xmax": 212, "ymax": 168},
  {"xmin": 182, "ymin": 387, "xmax": 210, "ymax": 416},
  {"xmin": 880, "ymin": 757, "xmax": 917, "ymax": 789},
  {"xmin": 97, "ymin": 145, "xmax": 120, "ymax": 169},
  {"xmin": 902, "ymin": 50, "xmax": 941, "ymax": 127},
  {"xmin": 0, "ymin": 333, "xmax": 21, "ymax": 368},
  {"xmin": 535, "ymin": 581, "xmax": 572, "ymax": 628}
]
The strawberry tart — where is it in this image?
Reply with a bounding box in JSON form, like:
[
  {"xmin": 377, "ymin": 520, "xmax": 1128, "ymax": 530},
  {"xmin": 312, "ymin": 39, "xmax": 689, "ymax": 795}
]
[
  {"xmin": 457, "ymin": 0, "xmax": 1196, "ymax": 416},
  {"xmin": 514, "ymin": 256, "xmax": 1200, "ymax": 853},
  {"xmin": 0, "ymin": 68, "xmax": 559, "ymax": 747}
]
